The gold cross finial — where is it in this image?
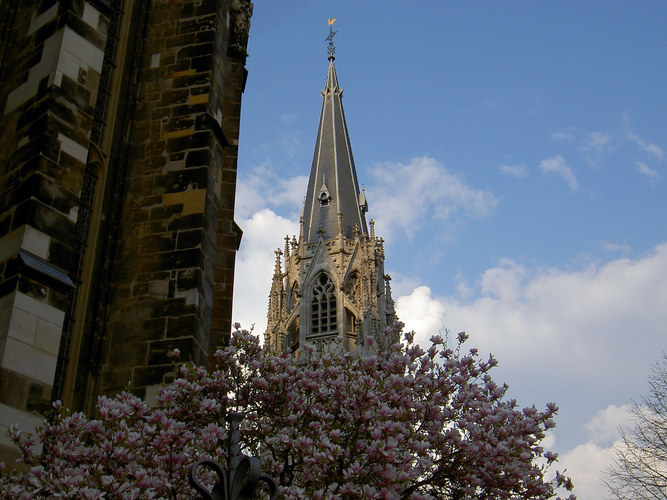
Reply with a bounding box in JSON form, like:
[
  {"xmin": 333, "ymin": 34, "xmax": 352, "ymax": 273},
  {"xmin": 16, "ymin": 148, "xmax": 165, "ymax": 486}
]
[{"xmin": 326, "ymin": 18, "xmax": 337, "ymax": 60}]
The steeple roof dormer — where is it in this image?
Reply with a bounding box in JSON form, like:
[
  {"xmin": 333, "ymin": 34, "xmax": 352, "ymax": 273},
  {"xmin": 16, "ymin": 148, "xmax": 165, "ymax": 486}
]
[{"xmin": 302, "ymin": 50, "xmax": 368, "ymax": 243}]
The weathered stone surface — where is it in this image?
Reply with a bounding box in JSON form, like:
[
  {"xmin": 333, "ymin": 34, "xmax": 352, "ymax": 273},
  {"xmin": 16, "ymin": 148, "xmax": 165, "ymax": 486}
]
[{"xmin": 0, "ymin": 0, "xmax": 251, "ymax": 444}]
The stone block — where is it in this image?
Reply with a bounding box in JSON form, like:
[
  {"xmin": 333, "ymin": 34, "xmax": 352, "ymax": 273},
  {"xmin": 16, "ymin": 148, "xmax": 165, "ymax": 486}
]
[
  {"xmin": 167, "ymin": 213, "xmax": 205, "ymax": 232},
  {"xmin": 174, "ymin": 288, "xmax": 198, "ymax": 306},
  {"xmin": 140, "ymin": 234, "xmax": 174, "ymax": 254},
  {"xmin": 130, "ymin": 364, "xmax": 170, "ymax": 388},
  {"xmin": 161, "ymin": 128, "xmax": 193, "ymax": 141},
  {"xmin": 146, "ymin": 248, "xmax": 204, "ymax": 273},
  {"xmin": 25, "ymin": 380, "xmax": 51, "ymax": 413},
  {"xmin": 0, "ymin": 367, "xmax": 28, "ymax": 409},
  {"xmin": 0, "ymin": 402, "xmax": 44, "ymax": 452},
  {"xmin": 108, "ymin": 341, "xmax": 147, "ymax": 367},
  {"xmin": 158, "ymin": 297, "xmax": 196, "ymax": 319},
  {"xmin": 164, "ymin": 33, "xmax": 195, "ymax": 49},
  {"xmin": 176, "ymin": 268, "xmax": 199, "ymax": 290},
  {"xmin": 149, "ymin": 203, "xmax": 183, "ymax": 221},
  {"xmin": 22, "ymin": 225, "xmax": 51, "ymax": 260},
  {"xmin": 174, "ymin": 72, "xmax": 209, "ymax": 89},
  {"xmin": 147, "ymin": 336, "xmax": 196, "ymax": 366},
  {"xmin": 0, "ymin": 228, "xmax": 25, "ymax": 263},
  {"xmin": 149, "ymin": 279, "xmax": 169, "ymax": 297},
  {"xmin": 185, "ymin": 149, "xmax": 210, "ymax": 168},
  {"xmin": 187, "ymin": 93, "xmax": 209, "ymax": 106},
  {"xmin": 177, "ymin": 42, "xmax": 214, "ymax": 61},
  {"xmin": 162, "ymin": 189, "xmax": 206, "ymax": 217},
  {"xmin": 190, "ymin": 54, "xmax": 212, "ymax": 73},
  {"xmin": 2, "ymin": 337, "xmax": 57, "ymax": 385},
  {"xmin": 61, "ymin": 26, "xmax": 105, "ymax": 72},
  {"xmin": 176, "ymin": 229, "xmax": 202, "ymax": 250},
  {"xmin": 34, "ymin": 317, "xmax": 63, "ymax": 355},
  {"xmin": 7, "ymin": 307, "xmax": 38, "ymax": 345},
  {"xmin": 14, "ymin": 291, "xmax": 65, "ymax": 326},
  {"xmin": 11, "ymin": 199, "xmax": 75, "ymax": 248},
  {"xmin": 111, "ymin": 318, "xmax": 167, "ymax": 344},
  {"xmin": 100, "ymin": 366, "xmax": 133, "ymax": 393},
  {"xmin": 166, "ymin": 314, "xmax": 195, "ymax": 338}
]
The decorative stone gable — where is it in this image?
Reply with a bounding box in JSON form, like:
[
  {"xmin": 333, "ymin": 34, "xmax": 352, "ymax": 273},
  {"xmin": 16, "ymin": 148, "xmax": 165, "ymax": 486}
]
[{"xmin": 267, "ymin": 215, "xmax": 396, "ymax": 355}]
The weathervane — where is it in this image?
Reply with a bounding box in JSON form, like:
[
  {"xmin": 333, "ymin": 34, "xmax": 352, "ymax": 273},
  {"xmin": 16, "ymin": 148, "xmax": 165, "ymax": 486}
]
[{"xmin": 326, "ymin": 18, "xmax": 337, "ymax": 60}]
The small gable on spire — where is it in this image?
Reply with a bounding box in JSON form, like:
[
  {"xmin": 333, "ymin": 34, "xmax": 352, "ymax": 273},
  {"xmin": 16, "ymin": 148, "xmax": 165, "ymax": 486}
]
[{"xmin": 318, "ymin": 176, "xmax": 332, "ymax": 207}]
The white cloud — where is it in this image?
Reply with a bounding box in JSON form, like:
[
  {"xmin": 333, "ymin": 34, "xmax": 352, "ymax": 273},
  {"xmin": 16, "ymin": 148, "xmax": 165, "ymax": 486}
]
[
  {"xmin": 584, "ymin": 404, "xmax": 632, "ymax": 445},
  {"xmin": 396, "ymin": 286, "xmax": 447, "ymax": 338},
  {"xmin": 280, "ymin": 130, "xmax": 304, "ymax": 160},
  {"xmin": 637, "ymin": 161, "xmax": 659, "ymax": 180},
  {"xmin": 628, "ymin": 132, "xmax": 664, "ymax": 161},
  {"xmin": 499, "ymin": 164, "xmax": 528, "ymax": 178},
  {"xmin": 585, "ymin": 132, "xmax": 611, "ymax": 150},
  {"xmin": 367, "ymin": 156, "xmax": 499, "ymax": 241},
  {"xmin": 560, "ymin": 441, "xmax": 617, "ymax": 499},
  {"xmin": 387, "ymin": 273, "xmax": 424, "ymax": 301},
  {"xmin": 550, "ymin": 128, "xmax": 613, "ymax": 167},
  {"xmin": 235, "ymin": 162, "xmax": 307, "ymax": 219},
  {"xmin": 602, "ymin": 242, "xmax": 630, "ymax": 254},
  {"xmin": 551, "ymin": 130, "xmax": 575, "ymax": 142},
  {"xmin": 557, "ymin": 404, "xmax": 631, "ymax": 499},
  {"xmin": 539, "ymin": 155, "xmax": 579, "ymax": 190},
  {"xmin": 396, "ymin": 243, "xmax": 667, "ymax": 490},
  {"xmin": 454, "ymin": 271, "xmax": 473, "ymax": 300},
  {"xmin": 578, "ymin": 131, "xmax": 612, "ymax": 167},
  {"xmin": 479, "ymin": 258, "xmax": 527, "ymax": 303},
  {"xmin": 232, "ymin": 209, "xmax": 299, "ymax": 335},
  {"xmin": 397, "ymin": 242, "xmax": 667, "ymax": 497}
]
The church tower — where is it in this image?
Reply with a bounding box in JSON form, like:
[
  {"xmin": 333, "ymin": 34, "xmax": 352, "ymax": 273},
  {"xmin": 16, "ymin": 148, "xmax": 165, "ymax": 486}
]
[{"xmin": 265, "ymin": 24, "xmax": 396, "ymax": 354}]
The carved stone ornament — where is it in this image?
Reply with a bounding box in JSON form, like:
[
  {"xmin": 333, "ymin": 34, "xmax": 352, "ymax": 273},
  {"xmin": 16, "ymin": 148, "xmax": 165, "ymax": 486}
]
[{"xmin": 230, "ymin": 0, "xmax": 253, "ymax": 54}]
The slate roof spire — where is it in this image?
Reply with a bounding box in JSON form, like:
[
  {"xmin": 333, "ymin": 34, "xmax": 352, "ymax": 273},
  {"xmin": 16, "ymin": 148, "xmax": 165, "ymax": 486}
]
[
  {"xmin": 265, "ymin": 22, "xmax": 396, "ymax": 354},
  {"xmin": 302, "ymin": 23, "xmax": 368, "ymax": 242}
]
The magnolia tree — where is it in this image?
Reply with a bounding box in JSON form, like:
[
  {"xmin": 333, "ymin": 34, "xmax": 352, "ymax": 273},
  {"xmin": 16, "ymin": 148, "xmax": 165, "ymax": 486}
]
[{"xmin": 1, "ymin": 324, "xmax": 575, "ymax": 499}]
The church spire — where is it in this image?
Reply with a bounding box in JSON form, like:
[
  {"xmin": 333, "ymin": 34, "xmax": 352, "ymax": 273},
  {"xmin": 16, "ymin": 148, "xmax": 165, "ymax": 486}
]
[
  {"xmin": 265, "ymin": 22, "xmax": 396, "ymax": 355},
  {"xmin": 302, "ymin": 22, "xmax": 368, "ymax": 243}
]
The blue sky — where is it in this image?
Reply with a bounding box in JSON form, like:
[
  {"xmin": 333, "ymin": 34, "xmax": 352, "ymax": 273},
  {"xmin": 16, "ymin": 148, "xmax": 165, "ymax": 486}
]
[{"xmin": 232, "ymin": 2, "xmax": 667, "ymax": 496}]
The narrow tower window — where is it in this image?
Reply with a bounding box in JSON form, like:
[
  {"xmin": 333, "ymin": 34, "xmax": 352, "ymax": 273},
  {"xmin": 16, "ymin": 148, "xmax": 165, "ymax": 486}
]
[
  {"xmin": 319, "ymin": 191, "xmax": 331, "ymax": 207},
  {"xmin": 311, "ymin": 274, "xmax": 337, "ymax": 335}
]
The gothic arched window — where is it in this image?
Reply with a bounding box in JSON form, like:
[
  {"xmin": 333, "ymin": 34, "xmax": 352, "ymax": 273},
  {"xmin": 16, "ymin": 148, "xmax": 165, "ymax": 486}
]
[{"xmin": 311, "ymin": 273, "xmax": 337, "ymax": 335}]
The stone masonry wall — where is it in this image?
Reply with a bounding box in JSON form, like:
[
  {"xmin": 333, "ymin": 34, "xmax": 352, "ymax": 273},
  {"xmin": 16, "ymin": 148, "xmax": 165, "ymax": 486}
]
[
  {"xmin": 98, "ymin": 0, "xmax": 248, "ymax": 399},
  {"xmin": 0, "ymin": 0, "xmax": 250, "ymax": 460},
  {"xmin": 0, "ymin": 0, "xmax": 110, "ymax": 458}
]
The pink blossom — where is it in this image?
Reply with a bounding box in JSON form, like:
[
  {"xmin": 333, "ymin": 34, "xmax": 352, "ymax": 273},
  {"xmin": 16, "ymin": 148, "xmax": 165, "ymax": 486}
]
[{"xmin": 1, "ymin": 325, "xmax": 574, "ymax": 499}]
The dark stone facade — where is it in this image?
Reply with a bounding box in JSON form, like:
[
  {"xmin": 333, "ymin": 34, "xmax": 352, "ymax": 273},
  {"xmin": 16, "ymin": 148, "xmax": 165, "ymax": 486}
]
[{"xmin": 0, "ymin": 0, "xmax": 250, "ymax": 458}]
